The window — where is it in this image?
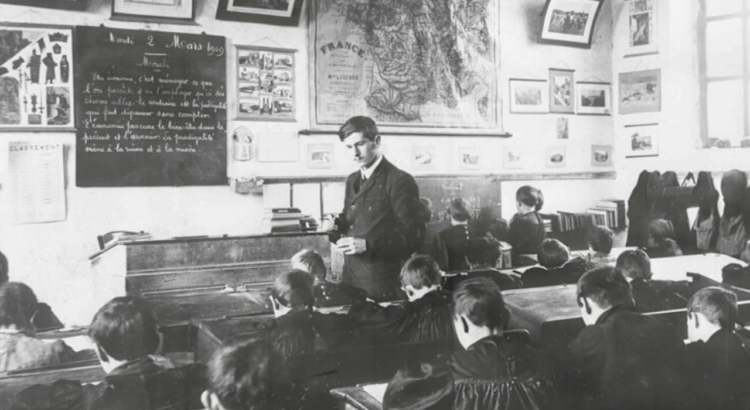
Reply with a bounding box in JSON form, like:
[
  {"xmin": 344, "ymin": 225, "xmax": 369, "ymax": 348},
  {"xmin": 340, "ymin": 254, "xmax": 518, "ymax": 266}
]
[{"xmin": 700, "ymin": 0, "xmax": 750, "ymax": 148}]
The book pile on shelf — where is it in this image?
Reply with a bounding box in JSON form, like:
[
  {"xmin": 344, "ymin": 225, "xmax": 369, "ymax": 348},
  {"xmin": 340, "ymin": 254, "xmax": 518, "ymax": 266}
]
[
  {"xmin": 263, "ymin": 208, "xmax": 319, "ymax": 233},
  {"xmin": 588, "ymin": 199, "xmax": 626, "ymax": 230},
  {"xmin": 542, "ymin": 199, "xmax": 626, "ymax": 233}
]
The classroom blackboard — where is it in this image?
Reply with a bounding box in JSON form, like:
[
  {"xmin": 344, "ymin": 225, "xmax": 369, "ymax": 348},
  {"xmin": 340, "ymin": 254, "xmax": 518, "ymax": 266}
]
[
  {"xmin": 74, "ymin": 26, "xmax": 227, "ymax": 187},
  {"xmin": 416, "ymin": 176, "xmax": 503, "ymax": 223}
]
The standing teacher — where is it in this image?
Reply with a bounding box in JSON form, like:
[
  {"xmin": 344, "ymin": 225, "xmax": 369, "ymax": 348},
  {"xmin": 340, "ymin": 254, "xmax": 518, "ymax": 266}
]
[{"xmin": 334, "ymin": 116, "xmax": 424, "ymax": 301}]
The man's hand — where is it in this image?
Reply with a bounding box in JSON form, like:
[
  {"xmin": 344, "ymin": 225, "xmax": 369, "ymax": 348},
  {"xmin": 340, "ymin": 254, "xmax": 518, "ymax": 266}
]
[{"xmin": 337, "ymin": 237, "xmax": 367, "ymax": 255}]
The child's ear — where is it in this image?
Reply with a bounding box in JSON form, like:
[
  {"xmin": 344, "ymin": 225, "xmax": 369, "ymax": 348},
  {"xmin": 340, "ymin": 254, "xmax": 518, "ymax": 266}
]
[
  {"xmin": 583, "ymin": 298, "xmax": 592, "ymax": 315},
  {"xmin": 460, "ymin": 316, "xmax": 469, "ymax": 334},
  {"xmin": 96, "ymin": 344, "xmax": 110, "ymax": 363},
  {"xmin": 270, "ymin": 296, "xmax": 280, "ymax": 311}
]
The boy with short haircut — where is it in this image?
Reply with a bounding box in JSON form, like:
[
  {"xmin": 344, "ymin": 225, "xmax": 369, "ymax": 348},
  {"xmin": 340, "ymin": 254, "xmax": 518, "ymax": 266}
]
[
  {"xmin": 508, "ymin": 185, "xmax": 546, "ymax": 265},
  {"xmin": 683, "ymin": 287, "xmax": 750, "ymax": 410},
  {"xmin": 433, "ymin": 198, "xmax": 475, "ymax": 272},
  {"xmin": 568, "ymin": 267, "xmax": 682, "ymax": 410},
  {"xmin": 587, "ymin": 225, "xmax": 615, "ymax": 265},
  {"xmin": 383, "ymin": 278, "xmax": 557, "ymax": 410},
  {"xmin": 291, "ymin": 249, "xmax": 367, "ymax": 307},
  {"xmin": 522, "ymin": 238, "xmax": 590, "ymax": 288},
  {"xmin": 444, "ymin": 235, "xmax": 520, "ymax": 292}
]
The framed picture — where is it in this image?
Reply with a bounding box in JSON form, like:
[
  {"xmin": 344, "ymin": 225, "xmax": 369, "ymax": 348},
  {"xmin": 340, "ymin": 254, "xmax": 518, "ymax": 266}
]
[
  {"xmin": 624, "ymin": 123, "xmax": 659, "ymax": 157},
  {"xmin": 0, "ymin": 25, "xmax": 75, "ymax": 130},
  {"xmin": 0, "ymin": 0, "xmax": 86, "ymax": 10},
  {"xmin": 619, "ymin": 69, "xmax": 661, "ymax": 114},
  {"xmin": 539, "ymin": 0, "xmax": 603, "ymax": 48},
  {"xmin": 546, "ymin": 146, "xmax": 567, "ymax": 168},
  {"xmin": 216, "ymin": 0, "xmax": 304, "ymax": 26},
  {"xmin": 557, "ymin": 117, "xmax": 569, "ymax": 139},
  {"xmin": 458, "ymin": 147, "xmax": 481, "ymax": 170},
  {"xmin": 549, "ymin": 68, "xmax": 575, "ymax": 114},
  {"xmin": 503, "ymin": 146, "xmax": 527, "ymax": 169},
  {"xmin": 591, "ymin": 144, "xmax": 612, "ymax": 166},
  {"xmin": 308, "ymin": 143, "xmax": 333, "ymax": 169},
  {"xmin": 112, "ymin": 0, "xmax": 194, "ymax": 22},
  {"xmin": 509, "ymin": 79, "xmax": 548, "ymax": 113},
  {"xmin": 577, "ymin": 81, "xmax": 611, "ymax": 115},
  {"xmin": 411, "ymin": 145, "xmax": 436, "ymax": 171},
  {"xmin": 236, "ymin": 45, "xmax": 296, "ymax": 121},
  {"xmin": 626, "ymin": 0, "xmax": 658, "ymax": 57}
]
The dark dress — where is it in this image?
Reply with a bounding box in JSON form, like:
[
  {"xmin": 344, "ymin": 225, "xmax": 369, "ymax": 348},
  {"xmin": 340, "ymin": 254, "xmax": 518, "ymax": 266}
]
[
  {"xmin": 508, "ymin": 212, "xmax": 545, "ymax": 265},
  {"xmin": 444, "ymin": 267, "xmax": 521, "ymax": 292},
  {"xmin": 266, "ymin": 308, "xmax": 352, "ymax": 360},
  {"xmin": 433, "ymin": 224, "xmax": 474, "ymax": 272},
  {"xmin": 521, "ymin": 257, "xmax": 590, "ymax": 288},
  {"xmin": 383, "ymin": 331, "xmax": 558, "ymax": 410},
  {"xmin": 567, "ymin": 305, "xmax": 683, "ymax": 410},
  {"xmin": 313, "ymin": 280, "xmax": 367, "ymax": 308}
]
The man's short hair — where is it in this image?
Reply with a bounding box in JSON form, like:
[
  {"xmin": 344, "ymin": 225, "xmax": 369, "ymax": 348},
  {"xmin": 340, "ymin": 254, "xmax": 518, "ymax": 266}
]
[
  {"xmin": 88, "ymin": 296, "xmax": 160, "ymax": 361},
  {"xmin": 448, "ymin": 198, "xmax": 471, "ymax": 222},
  {"xmin": 588, "ymin": 225, "xmax": 614, "ymax": 254},
  {"xmin": 538, "ymin": 238, "xmax": 570, "ymax": 268},
  {"xmin": 0, "ymin": 282, "xmax": 37, "ymax": 332},
  {"xmin": 271, "ymin": 270, "xmax": 314, "ymax": 309},
  {"xmin": 516, "ymin": 186, "xmax": 544, "ymax": 211},
  {"xmin": 466, "ymin": 235, "xmax": 502, "ymax": 267},
  {"xmin": 0, "ymin": 251, "xmax": 8, "ymax": 284},
  {"xmin": 577, "ymin": 267, "xmax": 633, "ymax": 310},
  {"xmin": 207, "ymin": 338, "xmax": 285, "ymax": 410},
  {"xmin": 400, "ymin": 255, "xmax": 442, "ymax": 289},
  {"xmin": 417, "ymin": 197, "xmax": 433, "ymax": 224},
  {"xmin": 616, "ymin": 249, "xmax": 652, "ymax": 280},
  {"xmin": 687, "ymin": 287, "xmax": 738, "ymax": 329},
  {"xmin": 338, "ymin": 116, "xmax": 379, "ymax": 142},
  {"xmin": 452, "ymin": 278, "xmax": 509, "ymax": 330},
  {"xmin": 290, "ymin": 249, "xmax": 326, "ymax": 281}
]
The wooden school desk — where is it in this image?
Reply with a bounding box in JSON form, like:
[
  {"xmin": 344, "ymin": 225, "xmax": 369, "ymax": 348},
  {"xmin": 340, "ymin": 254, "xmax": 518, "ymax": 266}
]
[{"xmin": 650, "ymin": 253, "xmax": 747, "ymax": 283}]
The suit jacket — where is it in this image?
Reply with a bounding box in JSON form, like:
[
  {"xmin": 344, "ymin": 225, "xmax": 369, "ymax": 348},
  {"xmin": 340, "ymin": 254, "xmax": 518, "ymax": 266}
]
[
  {"xmin": 340, "ymin": 158, "xmax": 422, "ymax": 301},
  {"xmin": 508, "ymin": 212, "xmax": 545, "ymax": 264},
  {"xmin": 433, "ymin": 224, "xmax": 474, "ymax": 272},
  {"xmin": 444, "ymin": 268, "xmax": 521, "ymax": 292}
]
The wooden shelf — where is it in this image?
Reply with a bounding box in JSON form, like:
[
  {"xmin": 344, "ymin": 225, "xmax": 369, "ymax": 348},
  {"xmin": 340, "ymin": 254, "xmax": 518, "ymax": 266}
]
[{"xmin": 260, "ymin": 171, "xmax": 616, "ymax": 185}]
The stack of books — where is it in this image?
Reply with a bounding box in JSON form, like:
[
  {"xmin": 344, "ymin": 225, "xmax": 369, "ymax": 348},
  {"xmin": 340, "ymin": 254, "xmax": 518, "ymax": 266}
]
[
  {"xmin": 542, "ymin": 199, "xmax": 626, "ymax": 233},
  {"xmin": 588, "ymin": 199, "xmax": 626, "ymax": 229},
  {"xmin": 263, "ymin": 208, "xmax": 319, "ymax": 233}
]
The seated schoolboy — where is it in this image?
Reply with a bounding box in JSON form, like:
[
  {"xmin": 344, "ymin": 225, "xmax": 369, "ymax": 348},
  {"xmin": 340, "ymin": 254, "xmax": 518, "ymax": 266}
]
[
  {"xmin": 646, "ymin": 218, "xmax": 683, "ymax": 258},
  {"xmin": 508, "ymin": 185, "xmax": 546, "ymax": 265},
  {"xmin": 444, "ymin": 235, "xmax": 521, "ymax": 292},
  {"xmin": 521, "ymin": 239, "xmax": 590, "ymax": 288},
  {"xmin": 615, "ymin": 249, "xmax": 670, "ymax": 312},
  {"xmin": 383, "ymin": 278, "xmax": 557, "ymax": 410},
  {"xmin": 433, "ymin": 198, "xmax": 475, "ymax": 272},
  {"xmin": 348, "ymin": 255, "xmax": 455, "ymax": 345},
  {"xmin": 568, "ymin": 267, "xmax": 683, "ymax": 410},
  {"xmin": 291, "ymin": 249, "xmax": 367, "ymax": 307},
  {"xmin": 0, "ymin": 252, "xmax": 62, "ymax": 332},
  {"xmin": 0, "ymin": 282, "xmax": 74, "ymax": 372},
  {"xmin": 683, "ymin": 287, "xmax": 750, "ymax": 410},
  {"xmin": 586, "ymin": 225, "xmax": 615, "ymax": 266},
  {"xmin": 469, "ymin": 206, "xmax": 509, "ymax": 242}
]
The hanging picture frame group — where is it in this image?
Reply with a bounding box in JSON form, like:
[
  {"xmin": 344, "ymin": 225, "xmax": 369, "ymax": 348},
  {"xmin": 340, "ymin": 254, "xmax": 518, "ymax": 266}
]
[
  {"xmin": 235, "ymin": 45, "xmax": 296, "ymax": 121},
  {"xmin": 216, "ymin": 0, "xmax": 305, "ymax": 27},
  {"xmin": 549, "ymin": 68, "xmax": 575, "ymax": 114},
  {"xmin": 619, "ymin": 69, "xmax": 661, "ymax": 114},
  {"xmin": 509, "ymin": 78, "xmax": 548, "ymax": 113},
  {"xmin": 624, "ymin": 123, "xmax": 659, "ymax": 157},
  {"xmin": 577, "ymin": 81, "xmax": 611, "ymax": 115},
  {"xmin": 539, "ymin": 0, "xmax": 603, "ymax": 48},
  {"xmin": 625, "ymin": 0, "xmax": 658, "ymax": 57}
]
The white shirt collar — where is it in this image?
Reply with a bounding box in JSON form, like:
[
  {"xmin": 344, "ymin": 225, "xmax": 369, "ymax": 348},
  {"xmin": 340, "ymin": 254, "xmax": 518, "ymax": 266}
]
[{"xmin": 361, "ymin": 154, "xmax": 384, "ymax": 180}]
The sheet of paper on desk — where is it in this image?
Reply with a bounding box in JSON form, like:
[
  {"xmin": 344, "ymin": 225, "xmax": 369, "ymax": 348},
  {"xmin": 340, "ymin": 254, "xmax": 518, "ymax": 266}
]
[
  {"xmin": 9, "ymin": 141, "xmax": 66, "ymax": 224},
  {"xmin": 363, "ymin": 383, "xmax": 388, "ymax": 403},
  {"xmin": 42, "ymin": 335, "xmax": 95, "ymax": 352}
]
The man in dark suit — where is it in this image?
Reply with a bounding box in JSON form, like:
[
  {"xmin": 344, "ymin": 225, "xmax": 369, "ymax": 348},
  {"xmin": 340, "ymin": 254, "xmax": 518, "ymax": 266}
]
[{"xmin": 334, "ymin": 116, "xmax": 423, "ymax": 301}]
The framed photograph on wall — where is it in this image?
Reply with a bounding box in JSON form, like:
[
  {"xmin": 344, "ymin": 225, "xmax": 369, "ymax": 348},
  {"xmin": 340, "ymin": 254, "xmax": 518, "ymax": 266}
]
[
  {"xmin": 112, "ymin": 0, "xmax": 194, "ymax": 21},
  {"xmin": 0, "ymin": 25, "xmax": 75, "ymax": 130},
  {"xmin": 509, "ymin": 78, "xmax": 548, "ymax": 113},
  {"xmin": 546, "ymin": 146, "xmax": 567, "ymax": 168},
  {"xmin": 503, "ymin": 146, "xmax": 527, "ymax": 169},
  {"xmin": 216, "ymin": 0, "xmax": 305, "ymax": 26},
  {"xmin": 0, "ymin": 0, "xmax": 86, "ymax": 10},
  {"xmin": 411, "ymin": 145, "xmax": 436, "ymax": 171},
  {"xmin": 549, "ymin": 68, "xmax": 575, "ymax": 114},
  {"xmin": 458, "ymin": 147, "xmax": 481, "ymax": 170},
  {"xmin": 539, "ymin": 0, "xmax": 603, "ymax": 48},
  {"xmin": 619, "ymin": 69, "xmax": 661, "ymax": 114},
  {"xmin": 308, "ymin": 143, "xmax": 333, "ymax": 169},
  {"xmin": 236, "ymin": 45, "xmax": 296, "ymax": 121},
  {"xmin": 591, "ymin": 144, "xmax": 612, "ymax": 166},
  {"xmin": 626, "ymin": 0, "xmax": 658, "ymax": 57},
  {"xmin": 577, "ymin": 81, "xmax": 611, "ymax": 115},
  {"xmin": 624, "ymin": 123, "xmax": 659, "ymax": 157}
]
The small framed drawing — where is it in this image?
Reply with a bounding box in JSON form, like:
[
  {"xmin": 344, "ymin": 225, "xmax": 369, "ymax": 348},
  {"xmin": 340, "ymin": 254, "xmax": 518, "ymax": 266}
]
[
  {"xmin": 0, "ymin": 0, "xmax": 86, "ymax": 10},
  {"xmin": 624, "ymin": 123, "xmax": 659, "ymax": 157},
  {"xmin": 557, "ymin": 117, "xmax": 569, "ymax": 139},
  {"xmin": 112, "ymin": 0, "xmax": 194, "ymax": 22},
  {"xmin": 626, "ymin": 0, "xmax": 658, "ymax": 57},
  {"xmin": 619, "ymin": 69, "xmax": 661, "ymax": 114},
  {"xmin": 216, "ymin": 0, "xmax": 305, "ymax": 27},
  {"xmin": 509, "ymin": 79, "xmax": 548, "ymax": 113},
  {"xmin": 411, "ymin": 145, "xmax": 436, "ymax": 171},
  {"xmin": 577, "ymin": 82, "xmax": 611, "ymax": 115},
  {"xmin": 236, "ymin": 45, "xmax": 295, "ymax": 121},
  {"xmin": 308, "ymin": 143, "xmax": 333, "ymax": 169},
  {"xmin": 591, "ymin": 144, "xmax": 612, "ymax": 166},
  {"xmin": 539, "ymin": 0, "xmax": 604, "ymax": 48},
  {"xmin": 549, "ymin": 68, "xmax": 575, "ymax": 114},
  {"xmin": 503, "ymin": 147, "xmax": 527, "ymax": 169},
  {"xmin": 458, "ymin": 146, "xmax": 481, "ymax": 170},
  {"xmin": 546, "ymin": 146, "xmax": 567, "ymax": 168}
]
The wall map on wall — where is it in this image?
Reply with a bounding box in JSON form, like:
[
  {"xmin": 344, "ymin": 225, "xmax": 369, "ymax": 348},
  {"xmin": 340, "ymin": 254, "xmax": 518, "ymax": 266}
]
[
  {"xmin": 0, "ymin": 25, "xmax": 74, "ymax": 130},
  {"xmin": 310, "ymin": 0, "xmax": 500, "ymax": 133},
  {"xmin": 74, "ymin": 26, "xmax": 227, "ymax": 187}
]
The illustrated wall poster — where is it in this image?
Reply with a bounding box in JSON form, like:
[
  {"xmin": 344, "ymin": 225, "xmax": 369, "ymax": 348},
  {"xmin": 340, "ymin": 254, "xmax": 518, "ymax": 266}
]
[
  {"xmin": 236, "ymin": 45, "xmax": 295, "ymax": 121},
  {"xmin": 232, "ymin": 126, "xmax": 255, "ymax": 162},
  {"xmin": 549, "ymin": 68, "xmax": 575, "ymax": 114},
  {"xmin": 310, "ymin": 0, "xmax": 500, "ymax": 134},
  {"xmin": 624, "ymin": 123, "xmax": 659, "ymax": 157},
  {"xmin": 591, "ymin": 144, "xmax": 612, "ymax": 166},
  {"xmin": 546, "ymin": 146, "xmax": 567, "ymax": 168},
  {"xmin": 626, "ymin": 0, "xmax": 658, "ymax": 57},
  {"xmin": 577, "ymin": 81, "xmax": 610, "ymax": 115},
  {"xmin": 619, "ymin": 69, "xmax": 661, "ymax": 114},
  {"xmin": 557, "ymin": 117, "xmax": 569, "ymax": 139},
  {"xmin": 216, "ymin": 0, "xmax": 305, "ymax": 26},
  {"xmin": 539, "ymin": 0, "xmax": 603, "ymax": 48},
  {"xmin": 458, "ymin": 146, "xmax": 481, "ymax": 170},
  {"xmin": 411, "ymin": 145, "xmax": 436, "ymax": 170},
  {"xmin": 0, "ymin": 25, "xmax": 74, "ymax": 130},
  {"xmin": 308, "ymin": 143, "xmax": 334, "ymax": 168},
  {"xmin": 509, "ymin": 79, "xmax": 548, "ymax": 113},
  {"xmin": 503, "ymin": 146, "xmax": 527, "ymax": 169},
  {"xmin": 112, "ymin": 0, "xmax": 194, "ymax": 21}
]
